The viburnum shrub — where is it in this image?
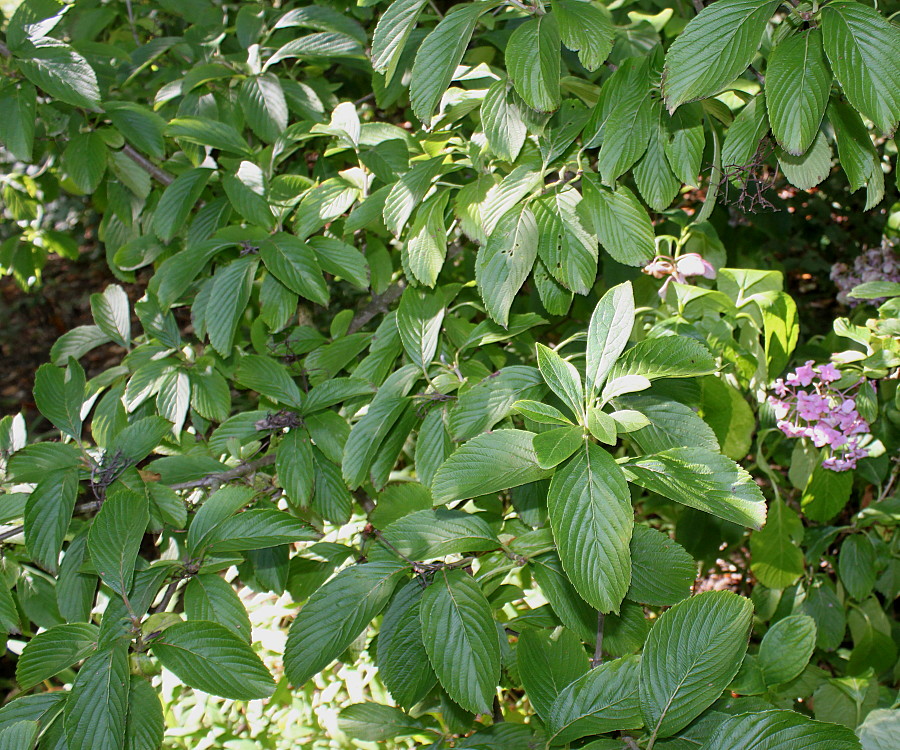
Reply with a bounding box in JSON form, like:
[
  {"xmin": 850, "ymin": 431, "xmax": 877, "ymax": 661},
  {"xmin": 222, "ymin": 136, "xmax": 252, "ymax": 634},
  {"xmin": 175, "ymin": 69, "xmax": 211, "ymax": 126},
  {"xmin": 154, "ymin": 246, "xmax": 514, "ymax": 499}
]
[{"xmin": 0, "ymin": 0, "xmax": 899, "ymax": 748}]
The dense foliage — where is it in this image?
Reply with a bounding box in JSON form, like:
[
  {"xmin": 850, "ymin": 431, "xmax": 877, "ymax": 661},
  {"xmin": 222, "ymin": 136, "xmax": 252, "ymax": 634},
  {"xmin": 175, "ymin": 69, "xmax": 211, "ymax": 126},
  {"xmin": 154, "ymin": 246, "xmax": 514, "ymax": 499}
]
[{"xmin": 0, "ymin": 0, "xmax": 899, "ymax": 747}]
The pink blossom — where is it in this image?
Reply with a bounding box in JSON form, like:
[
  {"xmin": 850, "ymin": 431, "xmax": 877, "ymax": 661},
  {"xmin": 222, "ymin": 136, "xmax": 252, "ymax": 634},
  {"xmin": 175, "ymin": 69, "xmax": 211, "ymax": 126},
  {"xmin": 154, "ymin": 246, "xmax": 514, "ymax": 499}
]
[
  {"xmin": 818, "ymin": 363, "xmax": 841, "ymax": 383},
  {"xmin": 786, "ymin": 361, "xmax": 816, "ymax": 387},
  {"xmin": 675, "ymin": 253, "xmax": 716, "ymax": 279}
]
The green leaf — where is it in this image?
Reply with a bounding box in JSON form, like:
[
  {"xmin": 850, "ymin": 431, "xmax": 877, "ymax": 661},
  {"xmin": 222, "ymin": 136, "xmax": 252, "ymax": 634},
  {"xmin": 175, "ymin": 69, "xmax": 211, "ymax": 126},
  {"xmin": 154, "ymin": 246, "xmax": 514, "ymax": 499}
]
[
  {"xmin": 848, "ymin": 281, "xmax": 900, "ymax": 300},
  {"xmin": 184, "ymin": 575, "xmax": 251, "ymax": 641},
  {"xmin": 432, "ymin": 429, "xmax": 552, "ymax": 505},
  {"xmin": 665, "ymin": 102, "xmax": 705, "ymax": 186},
  {"xmin": 585, "ymin": 282, "xmax": 635, "ymax": 398},
  {"xmin": 124, "ymin": 676, "xmax": 164, "ymax": 750},
  {"xmin": 758, "ymin": 614, "xmax": 817, "ymax": 687},
  {"xmin": 88, "ymin": 485, "xmax": 149, "ymax": 596},
  {"xmin": 839, "ymin": 535, "xmax": 876, "ymax": 601},
  {"xmin": 90, "ymin": 284, "xmax": 131, "ymax": 349},
  {"xmin": 410, "ymin": 3, "xmax": 491, "ymax": 127},
  {"xmin": 276, "ymin": 429, "xmax": 314, "ymax": 507},
  {"xmin": 776, "ymin": 130, "xmax": 832, "ymax": 191},
  {"xmin": 721, "ymin": 95, "xmax": 770, "ymax": 175},
  {"xmin": 641, "ymin": 590, "xmax": 753, "ymax": 738},
  {"xmin": 802, "ymin": 460, "xmax": 853, "ymax": 522},
  {"xmin": 259, "ymin": 233, "xmax": 328, "ymax": 306},
  {"xmin": 0, "ymin": 721, "xmax": 38, "ymax": 750},
  {"xmin": 24, "ymin": 468, "xmax": 79, "ymax": 574},
  {"xmin": 203, "ymin": 509, "xmax": 316, "ymax": 553},
  {"xmin": 607, "ymin": 336, "xmax": 716, "ymax": 382},
  {"xmin": 513, "ymin": 399, "xmax": 574, "ymax": 426},
  {"xmin": 548, "ymin": 655, "xmax": 643, "ymax": 744},
  {"xmin": 186, "ymin": 486, "xmax": 255, "ymax": 554},
  {"xmin": 284, "ymin": 561, "xmax": 407, "ymax": 685},
  {"xmin": 449, "ymin": 366, "xmax": 544, "ymax": 441},
  {"xmin": 62, "ymin": 132, "xmax": 107, "ymax": 194},
  {"xmin": 63, "ymin": 644, "xmax": 130, "ymax": 750},
  {"xmin": 623, "ymin": 447, "xmax": 767, "ymax": 529},
  {"xmin": 114, "ymin": 416, "xmax": 173, "ymax": 466},
  {"xmin": 536, "ymin": 343, "xmax": 584, "ymax": 420},
  {"xmin": 481, "ymin": 79, "xmax": 527, "ymax": 163},
  {"xmin": 828, "ymin": 98, "xmax": 884, "ymax": 210},
  {"xmin": 476, "ymin": 204, "xmax": 539, "ymax": 327},
  {"xmin": 553, "ymin": 0, "xmax": 614, "ymax": 71},
  {"xmin": 384, "ymin": 157, "xmax": 444, "ymax": 237},
  {"xmin": 506, "ymin": 14, "xmax": 561, "ymax": 112},
  {"xmin": 105, "ymin": 102, "xmax": 166, "ymax": 159},
  {"xmin": 206, "ymin": 256, "xmax": 257, "ymax": 356},
  {"xmin": 579, "ymin": 176, "xmax": 655, "ymax": 267},
  {"xmin": 16, "ymin": 37, "xmax": 101, "ymax": 110},
  {"xmin": 0, "ymin": 82, "xmax": 35, "ymax": 162},
  {"xmin": 33, "ymin": 360, "xmax": 85, "ymax": 441},
  {"xmin": 517, "ymin": 628, "xmax": 589, "ymax": 721},
  {"xmin": 338, "ymin": 703, "xmax": 431, "ymax": 742},
  {"xmin": 699, "ymin": 708, "xmax": 863, "ymax": 749},
  {"xmin": 16, "ymin": 623, "xmax": 98, "ymax": 690},
  {"xmin": 372, "ymin": 0, "xmax": 428, "ymax": 82},
  {"xmin": 821, "ymin": 2, "xmax": 900, "ymax": 136},
  {"xmin": 749, "ymin": 497, "xmax": 805, "ymax": 589},
  {"xmin": 376, "ymin": 579, "xmax": 437, "ymax": 709},
  {"xmin": 858, "ymin": 709, "xmax": 900, "ymax": 750},
  {"xmin": 375, "ymin": 508, "xmax": 499, "ymax": 561},
  {"xmin": 151, "ymin": 168, "xmax": 213, "ymax": 242},
  {"xmin": 533, "ymin": 188, "xmax": 598, "ymax": 296},
  {"xmin": 420, "ymin": 569, "xmax": 500, "ymax": 714},
  {"xmin": 239, "ymin": 74, "xmax": 288, "ymax": 144},
  {"xmin": 165, "ymin": 117, "xmax": 251, "ymax": 156},
  {"xmin": 533, "ymin": 425, "xmax": 584, "ymax": 469},
  {"xmin": 150, "ymin": 620, "xmax": 274, "ymax": 700},
  {"xmin": 404, "ymin": 191, "xmax": 450, "ymax": 286},
  {"xmin": 620, "ymin": 395, "xmax": 719, "ymax": 454},
  {"xmin": 548, "ymin": 443, "xmax": 632, "ymax": 613},
  {"xmin": 765, "ymin": 30, "xmax": 831, "ymax": 155},
  {"xmin": 627, "ymin": 525, "xmax": 696, "ymax": 606},
  {"xmin": 235, "ymin": 354, "xmax": 303, "ymax": 409},
  {"xmin": 397, "ymin": 287, "xmax": 445, "ymax": 373},
  {"xmin": 597, "ymin": 83, "xmax": 653, "ymax": 186},
  {"xmin": 662, "ymin": 0, "xmax": 780, "ymax": 112},
  {"xmin": 634, "ymin": 111, "xmax": 681, "ymax": 211}
]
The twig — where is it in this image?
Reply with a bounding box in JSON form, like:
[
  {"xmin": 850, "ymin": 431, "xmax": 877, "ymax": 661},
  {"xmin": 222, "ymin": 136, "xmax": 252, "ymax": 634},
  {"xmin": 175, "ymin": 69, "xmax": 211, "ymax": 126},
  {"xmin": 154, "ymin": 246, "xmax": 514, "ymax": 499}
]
[
  {"xmin": 0, "ymin": 501, "xmax": 101, "ymax": 543},
  {"xmin": 491, "ymin": 695, "xmax": 503, "ymax": 723},
  {"xmin": 591, "ymin": 611, "xmax": 605, "ymax": 667},
  {"xmin": 0, "ymin": 526, "xmax": 24, "ymax": 543},
  {"xmin": 347, "ymin": 281, "xmax": 405, "ymax": 334},
  {"xmin": 124, "ymin": 0, "xmax": 140, "ymax": 43},
  {"xmin": 168, "ymin": 454, "xmax": 276, "ymax": 490},
  {"xmin": 152, "ymin": 579, "xmax": 182, "ymax": 614},
  {"xmin": 121, "ymin": 144, "xmax": 174, "ymax": 186}
]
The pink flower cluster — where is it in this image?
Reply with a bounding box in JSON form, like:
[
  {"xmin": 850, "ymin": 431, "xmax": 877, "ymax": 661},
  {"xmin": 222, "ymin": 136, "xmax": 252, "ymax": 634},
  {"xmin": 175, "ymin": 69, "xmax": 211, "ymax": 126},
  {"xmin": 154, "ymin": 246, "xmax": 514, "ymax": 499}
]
[
  {"xmin": 830, "ymin": 239, "xmax": 900, "ymax": 306},
  {"xmin": 768, "ymin": 361, "xmax": 871, "ymax": 472},
  {"xmin": 644, "ymin": 253, "xmax": 716, "ymax": 298}
]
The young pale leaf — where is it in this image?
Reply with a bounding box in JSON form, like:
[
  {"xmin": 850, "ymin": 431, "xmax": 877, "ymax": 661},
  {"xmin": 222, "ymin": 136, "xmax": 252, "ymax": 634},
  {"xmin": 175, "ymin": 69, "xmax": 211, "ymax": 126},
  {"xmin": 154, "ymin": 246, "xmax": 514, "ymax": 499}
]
[
  {"xmin": 16, "ymin": 623, "xmax": 98, "ymax": 690},
  {"xmin": 641, "ymin": 590, "xmax": 753, "ymax": 738},
  {"xmin": 513, "ymin": 400, "xmax": 573, "ymax": 426},
  {"xmin": 821, "ymin": 1, "xmax": 900, "ymax": 136},
  {"xmin": 476, "ymin": 204, "xmax": 539, "ymax": 327},
  {"xmin": 585, "ymin": 282, "xmax": 634, "ymax": 397},
  {"xmin": 376, "ymin": 580, "xmax": 438, "ymax": 709},
  {"xmin": 517, "ymin": 628, "xmax": 589, "ymax": 721},
  {"xmin": 481, "ymin": 79, "xmax": 527, "ymax": 162},
  {"xmin": 533, "ymin": 425, "xmax": 584, "ymax": 469},
  {"xmin": 699, "ymin": 708, "xmax": 863, "ymax": 749},
  {"xmin": 579, "ymin": 177, "xmax": 655, "ymax": 267},
  {"xmin": 284, "ymin": 561, "xmax": 408, "ymax": 685},
  {"xmin": 765, "ymin": 30, "xmax": 831, "ymax": 155},
  {"xmin": 89, "ymin": 485, "xmax": 150, "ymax": 596},
  {"xmin": 64, "ymin": 644, "xmax": 130, "ymax": 750},
  {"xmin": 397, "ymin": 287, "xmax": 445, "ymax": 373},
  {"xmin": 506, "ymin": 14, "xmax": 561, "ymax": 112},
  {"xmin": 410, "ymin": 3, "xmax": 491, "ymax": 127},
  {"xmin": 125, "ymin": 676, "xmax": 164, "ymax": 750},
  {"xmin": 548, "ymin": 443, "xmax": 632, "ymax": 613},
  {"xmin": 372, "ymin": 0, "xmax": 428, "ymax": 82},
  {"xmin": 553, "ymin": 0, "xmax": 614, "ymax": 71},
  {"xmin": 420, "ymin": 569, "xmax": 501, "ymax": 714},
  {"xmin": 150, "ymin": 621, "xmax": 274, "ymax": 700},
  {"xmin": 548, "ymin": 655, "xmax": 643, "ymax": 744},
  {"xmin": 627, "ymin": 525, "xmax": 696, "ymax": 606},
  {"xmin": 623, "ymin": 447, "xmax": 767, "ymax": 529},
  {"xmin": 432, "ymin": 429, "xmax": 552, "ymax": 505},
  {"xmin": 536, "ymin": 343, "xmax": 584, "ymax": 420},
  {"xmin": 758, "ymin": 614, "xmax": 817, "ymax": 687},
  {"xmin": 587, "ymin": 407, "xmax": 618, "ymax": 444},
  {"xmin": 662, "ymin": 0, "xmax": 780, "ymax": 112}
]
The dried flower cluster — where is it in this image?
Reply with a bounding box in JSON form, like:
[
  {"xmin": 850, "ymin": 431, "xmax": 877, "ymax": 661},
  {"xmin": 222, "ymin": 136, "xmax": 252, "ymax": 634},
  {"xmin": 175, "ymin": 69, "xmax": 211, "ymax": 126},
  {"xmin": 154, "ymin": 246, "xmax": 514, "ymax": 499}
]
[
  {"xmin": 769, "ymin": 361, "xmax": 872, "ymax": 471},
  {"xmin": 830, "ymin": 238, "xmax": 900, "ymax": 306}
]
